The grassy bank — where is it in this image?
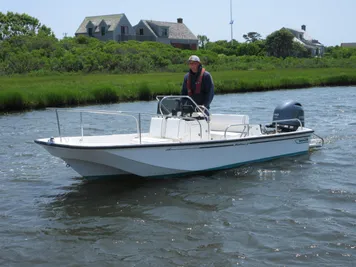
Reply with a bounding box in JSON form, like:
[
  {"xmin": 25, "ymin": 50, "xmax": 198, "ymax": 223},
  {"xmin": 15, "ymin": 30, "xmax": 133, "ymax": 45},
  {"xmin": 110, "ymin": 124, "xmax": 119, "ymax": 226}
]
[{"xmin": 1, "ymin": 68, "xmax": 356, "ymax": 113}]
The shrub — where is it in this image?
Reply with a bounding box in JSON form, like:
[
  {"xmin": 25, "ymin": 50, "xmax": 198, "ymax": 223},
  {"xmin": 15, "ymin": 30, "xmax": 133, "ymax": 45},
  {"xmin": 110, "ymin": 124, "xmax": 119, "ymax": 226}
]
[
  {"xmin": 91, "ymin": 87, "xmax": 119, "ymax": 103},
  {"xmin": 137, "ymin": 83, "xmax": 151, "ymax": 101},
  {"xmin": 0, "ymin": 92, "xmax": 25, "ymax": 111}
]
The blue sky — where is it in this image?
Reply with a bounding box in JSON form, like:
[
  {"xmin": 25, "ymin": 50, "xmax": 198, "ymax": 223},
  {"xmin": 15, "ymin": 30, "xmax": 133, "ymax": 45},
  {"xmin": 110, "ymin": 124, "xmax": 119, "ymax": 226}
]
[{"xmin": 1, "ymin": 0, "xmax": 354, "ymax": 46}]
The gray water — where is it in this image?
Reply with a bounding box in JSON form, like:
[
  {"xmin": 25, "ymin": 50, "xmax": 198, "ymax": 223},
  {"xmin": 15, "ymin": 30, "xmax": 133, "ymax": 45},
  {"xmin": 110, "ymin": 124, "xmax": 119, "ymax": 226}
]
[{"xmin": 0, "ymin": 86, "xmax": 355, "ymax": 266}]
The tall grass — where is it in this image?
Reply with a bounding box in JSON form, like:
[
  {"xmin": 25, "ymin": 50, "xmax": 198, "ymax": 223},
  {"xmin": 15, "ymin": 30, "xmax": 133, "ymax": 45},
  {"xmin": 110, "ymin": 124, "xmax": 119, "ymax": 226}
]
[
  {"xmin": 90, "ymin": 87, "xmax": 119, "ymax": 103},
  {"xmin": 1, "ymin": 68, "xmax": 356, "ymax": 113},
  {"xmin": 0, "ymin": 92, "xmax": 25, "ymax": 111}
]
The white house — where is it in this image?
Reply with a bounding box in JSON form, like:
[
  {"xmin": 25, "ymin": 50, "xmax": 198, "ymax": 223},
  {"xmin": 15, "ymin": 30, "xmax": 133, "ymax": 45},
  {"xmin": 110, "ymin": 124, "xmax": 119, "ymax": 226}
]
[
  {"xmin": 285, "ymin": 25, "xmax": 325, "ymax": 56},
  {"xmin": 75, "ymin": 14, "xmax": 135, "ymax": 42},
  {"xmin": 133, "ymin": 18, "xmax": 198, "ymax": 50}
]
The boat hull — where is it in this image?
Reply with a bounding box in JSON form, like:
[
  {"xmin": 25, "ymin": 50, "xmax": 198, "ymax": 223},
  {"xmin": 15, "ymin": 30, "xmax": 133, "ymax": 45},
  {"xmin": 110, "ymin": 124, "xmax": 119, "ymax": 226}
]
[{"xmin": 36, "ymin": 130, "xmax": 313, "ymax": 179}]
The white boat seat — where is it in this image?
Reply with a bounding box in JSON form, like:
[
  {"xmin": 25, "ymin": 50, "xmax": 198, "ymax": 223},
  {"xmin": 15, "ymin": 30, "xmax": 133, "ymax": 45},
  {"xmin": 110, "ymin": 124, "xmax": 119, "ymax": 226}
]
[
  {"xmin": 210, "ymin": 124, "xmax": 262, "ymax": 139},
  {"xmin": 210, "ymin": 114, "xmax": 249, "ymax": 133},
  {"xmin": 149, "ymin": 117, "xmax": 166, "ymax": 138}
]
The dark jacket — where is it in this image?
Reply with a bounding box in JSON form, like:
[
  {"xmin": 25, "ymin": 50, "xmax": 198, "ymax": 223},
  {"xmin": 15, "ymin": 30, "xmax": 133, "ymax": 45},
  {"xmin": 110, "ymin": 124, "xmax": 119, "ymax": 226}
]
[{"xmin": 181, "ymin": 65, "xmax": 214, "ymax": 109}]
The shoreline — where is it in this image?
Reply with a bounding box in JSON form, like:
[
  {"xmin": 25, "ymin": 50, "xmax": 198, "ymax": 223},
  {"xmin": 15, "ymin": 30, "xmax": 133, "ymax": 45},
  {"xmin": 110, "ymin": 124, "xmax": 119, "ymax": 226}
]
[{"xmin": 1, "ymin": 68, "xmax": 355, "ymax": 113}]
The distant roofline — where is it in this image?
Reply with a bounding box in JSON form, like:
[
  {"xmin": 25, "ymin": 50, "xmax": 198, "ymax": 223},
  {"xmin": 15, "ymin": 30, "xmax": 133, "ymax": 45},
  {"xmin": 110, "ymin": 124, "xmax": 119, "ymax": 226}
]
[
  {"xmin": 142, "ymin": 19, "xmax": 182, "ymax": 25},
  {"xmin": 85, "ymin": 13, "xmax": 124, "ymax": 19}
]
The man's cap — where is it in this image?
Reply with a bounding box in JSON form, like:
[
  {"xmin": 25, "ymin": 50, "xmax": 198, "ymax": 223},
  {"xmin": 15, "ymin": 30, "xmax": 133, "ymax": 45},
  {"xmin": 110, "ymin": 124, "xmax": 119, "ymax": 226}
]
[{"xmin": 188, "ymin": 55, "xmax": 200, "ymax": 63}]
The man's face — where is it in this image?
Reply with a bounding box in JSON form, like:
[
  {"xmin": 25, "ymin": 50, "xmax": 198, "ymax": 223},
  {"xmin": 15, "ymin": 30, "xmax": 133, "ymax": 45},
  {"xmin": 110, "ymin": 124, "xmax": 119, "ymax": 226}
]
[{"xmin": 189, "ymin": 61, "xmax": 200, "ymax": 73}]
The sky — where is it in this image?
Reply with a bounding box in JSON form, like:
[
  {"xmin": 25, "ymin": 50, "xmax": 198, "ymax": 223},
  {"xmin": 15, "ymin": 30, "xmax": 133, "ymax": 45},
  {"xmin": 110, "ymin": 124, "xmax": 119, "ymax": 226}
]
[{"xmin": 1, "ymin": 0, "xmax": 355, "ymax": 47}]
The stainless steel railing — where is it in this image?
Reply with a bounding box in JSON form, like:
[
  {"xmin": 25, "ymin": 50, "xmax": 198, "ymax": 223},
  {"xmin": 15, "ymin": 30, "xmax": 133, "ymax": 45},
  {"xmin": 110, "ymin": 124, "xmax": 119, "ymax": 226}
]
[
  {"xmin": 223, "ymin": 124, "xmax": 249, "ymax": 138},
  {"xmin": 156, "ymin": 95, "xmax": 210, "ymax": 121},
  {"xmin": 48, "ymin": 101, "xmax": 210, "ymax": 143},
  {"xmin": 156, "ymin": 95, "xmax": 211, "ymax": 140},
  {"xmin": 272, "ymin": 119, "xmax": 304, "ymax": 131},
  {"xmin": 49, "ymin": 108, "xmax": 149, "ymax": 143}
]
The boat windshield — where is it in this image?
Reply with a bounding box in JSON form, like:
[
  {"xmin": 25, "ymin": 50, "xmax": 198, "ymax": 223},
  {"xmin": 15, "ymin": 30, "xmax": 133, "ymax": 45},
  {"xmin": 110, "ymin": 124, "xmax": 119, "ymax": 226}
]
[{"xmin": 156, "ymin": 95, "xmax": 205, "ymax": 118}]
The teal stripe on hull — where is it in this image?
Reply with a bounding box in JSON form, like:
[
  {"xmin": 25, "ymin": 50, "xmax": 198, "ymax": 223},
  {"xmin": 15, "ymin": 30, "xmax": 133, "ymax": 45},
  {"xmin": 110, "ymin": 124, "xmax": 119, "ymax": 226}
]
[
  {"xmin": 83, "ymin": 150, "xmax": 308, "ymax": 180},
  {"xmin": 206, "ymin": 151, "xmax": 307, "ymax": 172},
  {"xmin": 147, "ymin": 150, "xmax": 308, "ymax": 179}
]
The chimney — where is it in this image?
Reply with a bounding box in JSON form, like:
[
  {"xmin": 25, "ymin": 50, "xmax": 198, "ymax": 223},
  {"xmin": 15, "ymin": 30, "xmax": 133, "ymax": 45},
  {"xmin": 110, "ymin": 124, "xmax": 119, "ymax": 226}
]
[
  {"xmin": 301, "ymin": 25, "xmax": 306, "ymax": 31},
  {"xmin": 177, "ymin": 18, "xmax": 183, "ymax": 24}
]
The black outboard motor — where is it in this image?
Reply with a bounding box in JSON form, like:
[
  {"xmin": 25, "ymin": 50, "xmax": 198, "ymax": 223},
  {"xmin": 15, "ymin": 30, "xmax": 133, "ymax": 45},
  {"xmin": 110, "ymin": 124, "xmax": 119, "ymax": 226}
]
[{"xmin": 270, "ymin": 100, "xmax": 305, "ymax": 132}]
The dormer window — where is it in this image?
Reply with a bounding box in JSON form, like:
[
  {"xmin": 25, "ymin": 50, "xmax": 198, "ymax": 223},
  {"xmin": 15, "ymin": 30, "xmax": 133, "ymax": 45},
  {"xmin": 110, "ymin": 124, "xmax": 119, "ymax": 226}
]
[
  {"xmin": 121, "ymin": 26, "xmax": 128, "ymax": 35},
  {"xmin": 86, "ymin": 21, "xmax": 95, "ymax": 37},
  {"xmin": 139, "ymin": 28, "xmax": 144, "ymax": 35},
  {"xmin": 162, "ymin": 27, "xmax": 168, "ymax": 37},
  {"xmin": 101, "ymin": 26, "xmax": 106, "ymax": 36}
]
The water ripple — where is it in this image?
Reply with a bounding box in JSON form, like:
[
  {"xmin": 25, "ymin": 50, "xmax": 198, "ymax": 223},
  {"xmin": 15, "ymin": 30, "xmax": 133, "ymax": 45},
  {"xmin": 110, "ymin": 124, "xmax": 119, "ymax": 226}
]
[{"xmin": 0, "ymin": 87, "xmax": 355, "ymax": 266}]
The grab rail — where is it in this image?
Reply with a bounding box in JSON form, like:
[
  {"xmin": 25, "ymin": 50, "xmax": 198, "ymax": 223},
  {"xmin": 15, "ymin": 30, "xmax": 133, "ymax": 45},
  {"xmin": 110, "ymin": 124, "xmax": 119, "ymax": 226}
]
[
  {"xmin": 48, "ymin": 108, "xmax": 150, "ymax": 144},
  {"xmin": 272, "ymin": 118, "xmax": 303, "ymax": 131},
  {"xmin": 310, "ymin": 133, "xmax": 324, "ymax": 148},
  {"xmin": 163, "ymin": 114, "xmax": 205, "ymax": 140},
  {"xmin": 223, "ymin": 124, "xmax": 249, "ymax": 139},
  {"xmin": 312, "ymin": 133, "xmax": 324, "ymax": 146},
  {"xmin": 48, "ymin": 107, "xmax": 208, "ymax": 144},
  {"xmin": 156, "ymin": 95, "xmax": 211, "ymax": 140},
  {"xmin": 156, "ymin": 95, "xmax": 210, "ymax": 121}
]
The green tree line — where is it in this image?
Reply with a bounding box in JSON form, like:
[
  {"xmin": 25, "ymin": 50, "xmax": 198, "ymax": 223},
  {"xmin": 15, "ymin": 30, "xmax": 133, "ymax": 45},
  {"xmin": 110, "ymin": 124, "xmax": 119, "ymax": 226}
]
[{"xmin": 1, "ymin": 12, "xmax": 356, "ymax": 76}]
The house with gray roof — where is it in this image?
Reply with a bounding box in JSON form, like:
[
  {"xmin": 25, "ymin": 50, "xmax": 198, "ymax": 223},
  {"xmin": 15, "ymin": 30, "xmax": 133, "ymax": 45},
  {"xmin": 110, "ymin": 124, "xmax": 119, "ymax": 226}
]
[
  {"xmin": 133, "ymin": 18, "xmax": 198, "ymax": 50},
  {"xmin": 285, "ymin": 25, "xmax": 325, "ymax": 56},
  {"xmin": 341, "ymin": 43, "xmax": 356, "ymax": 48},
  {"xmin": 75, "ymin": 13, "xmax": 135, "ymax": 42}
]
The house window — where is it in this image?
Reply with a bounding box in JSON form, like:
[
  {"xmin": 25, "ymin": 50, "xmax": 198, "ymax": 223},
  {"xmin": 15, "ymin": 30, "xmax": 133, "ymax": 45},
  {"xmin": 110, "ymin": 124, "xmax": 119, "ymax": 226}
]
[
  {"xmin": 101, "ymin": 26, "xmax": 106, "ymax": 36},
  {"xmin": 88, "ymin": 28, "xmax": 93, "ymax": 37},
  {"xmin": 139, "ymin": 28, "xmax": 144, "ymax": 35},
  {"xmin": 162, "ymin": 28, "xmax": 168, "ymax": 36},
  {"xmin": 121, "ymin": 26, "xmax": 128, "ymax": 35}
]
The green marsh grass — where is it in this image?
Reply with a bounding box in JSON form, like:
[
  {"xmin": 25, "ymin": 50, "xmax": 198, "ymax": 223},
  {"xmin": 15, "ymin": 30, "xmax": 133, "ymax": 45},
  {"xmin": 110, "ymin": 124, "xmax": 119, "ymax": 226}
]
[{"xmin": 1, "ymin": 68, "xmax": 356, "ymax": 112}]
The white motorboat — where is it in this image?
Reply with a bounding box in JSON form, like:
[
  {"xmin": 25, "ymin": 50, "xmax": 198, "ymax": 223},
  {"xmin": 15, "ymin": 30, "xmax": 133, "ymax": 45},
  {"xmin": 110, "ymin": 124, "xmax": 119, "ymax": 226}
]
[{"xmin": 35, "ymin": 96, "xmax": 323, "ymax": 179}]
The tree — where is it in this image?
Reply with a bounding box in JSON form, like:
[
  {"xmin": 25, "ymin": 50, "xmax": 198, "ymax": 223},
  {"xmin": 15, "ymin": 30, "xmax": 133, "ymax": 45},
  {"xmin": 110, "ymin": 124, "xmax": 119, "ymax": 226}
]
[
  {"xmin": 243, "ymin": 32, "xmax": 262, "ymax": 43},
  {"xmin": 0, "ymin": 11, "xmax": 54, "ymax": 40},
  {"xmin": 236, "ymin": 41, "xmax": 265, "ymax": 56},
  {"xmin": 265, "ymin": 28, "xmax": 295, "ymax": 58},
  {"xmin": 291, "ymin": 42, "xmax": 310, "ymax": 58},
  {"xmin": 197, "ymin": 35, "xmax": 210, "ymax": 49}
]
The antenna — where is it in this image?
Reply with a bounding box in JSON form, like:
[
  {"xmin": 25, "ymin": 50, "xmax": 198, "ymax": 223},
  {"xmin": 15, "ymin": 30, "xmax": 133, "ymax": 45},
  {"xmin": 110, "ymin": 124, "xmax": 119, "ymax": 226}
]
[{"xmin": 229, "ymin": 0, "xmax": 234, "ymax": 45}]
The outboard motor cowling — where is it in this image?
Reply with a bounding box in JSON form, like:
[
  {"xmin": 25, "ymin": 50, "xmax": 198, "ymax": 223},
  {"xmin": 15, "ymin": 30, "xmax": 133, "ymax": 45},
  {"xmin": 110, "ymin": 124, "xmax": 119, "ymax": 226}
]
[{"xmin": 271, "ymin": 100, "xmax": 305, "ymax": 132}]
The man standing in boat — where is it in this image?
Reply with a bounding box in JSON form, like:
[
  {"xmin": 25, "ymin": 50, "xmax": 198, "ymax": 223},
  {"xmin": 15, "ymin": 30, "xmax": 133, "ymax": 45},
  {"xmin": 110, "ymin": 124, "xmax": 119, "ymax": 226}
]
[{"xmin": 181, "ymin": 55, "xmax": 214, "ymax": 112}]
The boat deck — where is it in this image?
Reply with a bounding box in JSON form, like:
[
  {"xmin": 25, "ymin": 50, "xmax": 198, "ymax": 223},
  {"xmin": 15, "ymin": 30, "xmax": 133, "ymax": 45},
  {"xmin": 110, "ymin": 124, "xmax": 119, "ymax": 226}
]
[{"xmin": 37, "ymin": 130, "xmax": 255, "ymax": 147}]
